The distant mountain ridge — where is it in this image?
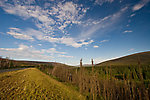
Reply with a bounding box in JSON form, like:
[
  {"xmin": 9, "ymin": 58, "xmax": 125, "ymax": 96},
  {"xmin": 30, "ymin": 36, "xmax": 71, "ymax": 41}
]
[{"xmin": 96, "ymin": 51, "xmax": 150, "ymax": 66}]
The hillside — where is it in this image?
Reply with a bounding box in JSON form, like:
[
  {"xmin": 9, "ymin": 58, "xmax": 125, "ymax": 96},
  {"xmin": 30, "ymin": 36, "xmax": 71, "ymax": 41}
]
[
  {"xmin": 0, "ymin": 68, "xmax": 85, "ymax": 100},
  {"xmin": 0, "ymin": 57, "xmax": 70, "ymax": 69},
  {"xmin": 97, "ymin": 51, "xmax": 150, "ymax": 66}
]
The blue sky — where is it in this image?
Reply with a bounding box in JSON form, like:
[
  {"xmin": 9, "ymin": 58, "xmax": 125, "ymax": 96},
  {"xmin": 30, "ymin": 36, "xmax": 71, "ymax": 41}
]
[{"xmin": 0, "ymin": 0, "xmax": 150, "ymax": 65}]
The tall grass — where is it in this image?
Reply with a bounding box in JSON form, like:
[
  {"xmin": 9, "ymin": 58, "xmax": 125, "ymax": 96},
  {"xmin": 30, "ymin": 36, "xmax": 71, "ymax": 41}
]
[{"xmin": 38, "ymin": 64, "xmax": 150, "ymax": 100}]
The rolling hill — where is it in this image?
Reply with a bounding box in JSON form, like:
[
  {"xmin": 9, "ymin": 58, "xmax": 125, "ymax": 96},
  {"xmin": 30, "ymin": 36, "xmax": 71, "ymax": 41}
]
[
  {"xmin": 0, "ymin": 57, "xmax": 71, "ymax": 69},
  {"xmin": 96, "ymin": 51, "xmax": 150, "ymax": 66}
]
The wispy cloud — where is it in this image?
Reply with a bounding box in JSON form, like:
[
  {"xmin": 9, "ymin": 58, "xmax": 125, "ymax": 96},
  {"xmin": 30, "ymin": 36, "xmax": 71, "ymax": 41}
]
[
  {"xmin": 43, "ymin": 48, "xmax": 66, "ymax": 55},
  {"xmin": 38, "ymin": 44, "xmax": 42, "ymax": 46},
  {"xmin": 79, "ymin": 6, "xmax": 128, "ymax": 39},
  {"xmin": 7, "ymin": 28, "xmax": 34, "ymax": 41},
  {"xmin": 123, "ymin": 30, "xmax": 133, "ymax": 33},
  {"xmin": 93, "ymin": 45, "xmax": 99, "ymax": 48},
  {"xmin": 58, "ymin": 55, "xmax": 73, "ymax": 58},
  {"xmin": 130, "ymin": 13, "xmax": 136, "ymax": 17},
  {"xmin": 95, "ymin": 0, "xmax": 114, "ymax": 6},
  {"xmin": 2, "ymin": 0, "xmax": 123, "ymax": 43},
  {"xmin": 132, "ymin": 0, "xmax": 150, "ymax": 11},
  {"xmin": 100, "ymin": 39, "xmax": 109, "ymax": 43},
  {"xmin": 7, "ymin": 27, "xmax": 93, "ymax": 48}
]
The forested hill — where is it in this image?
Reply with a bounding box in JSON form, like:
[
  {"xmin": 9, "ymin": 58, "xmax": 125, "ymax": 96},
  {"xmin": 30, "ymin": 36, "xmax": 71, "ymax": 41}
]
[{"xmin": 96, "ymin": 51, "xmax": 150, "ymax": 66}]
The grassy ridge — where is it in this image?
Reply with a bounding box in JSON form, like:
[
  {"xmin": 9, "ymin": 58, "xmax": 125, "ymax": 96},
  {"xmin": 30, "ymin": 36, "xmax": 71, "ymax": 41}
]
[
  {"xmin": 0, "ymin": 68, "xmax": 85, "ymax": 100},
  {"xmin": 97, "ymin": 51, "xmax": 150, "ymax": 66}
]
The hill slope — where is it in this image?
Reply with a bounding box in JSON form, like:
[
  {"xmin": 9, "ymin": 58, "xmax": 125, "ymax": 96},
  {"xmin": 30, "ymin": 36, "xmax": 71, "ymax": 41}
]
[
  {"xmin": 0, "ymin": 57, "xmax": 71, "ymax": 69},
  {"xmin": 0, "ymin": 68, "xmax": 85, "ymax": 100},
  {"xmin": 97, "ymin": 51, "xmax": 150, "ymax": 66}
]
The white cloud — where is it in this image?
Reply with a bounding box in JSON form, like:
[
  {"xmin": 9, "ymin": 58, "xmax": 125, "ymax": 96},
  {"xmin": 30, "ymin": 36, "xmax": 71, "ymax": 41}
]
[
  {"xmin": 7, "ymin": 28, "xmax": 34, "ymax": 41},
  {"xmin": 39, "ymin": 35, "xmax": 94, "ymax": 48},
  {"xmin": 0, "ymin": 1, "xmax": 92, "ymax": 48},
  {"xmin": 43, "ymin": 48, "xmax": 66, "ymax": 55},
  {"xmin": 93, "ymin": 45, "xmax": 99, "ymax": 48},
  {"xmin": 59, "ymin": 37, "xmax": 93, "ymax": 48},
  {"xmin": 49, "ymin": 1, "xmax": 88, "ymax": 33},
  {"xmin": 123, "ymin": 30, "xmax": 133, "ymax": 33},
  {"xmin": 51, "ymin": 2, "xmax": 86, "ymax": 22},
  {"xmin": 0, "ymin": 1, "xmax": 88, "ymax": 35},
  {"xmin": 0, "ymin": 3, "xmax": 55, "ymax": 33},
  {"xmin": 130, "ymin": 13, "xmax": 136, "ymax": 17},
  {"xmin": 100, "ymin": 39, "xmax": 109, "ymax": 43},
  {"xmin": 7, "ymin": 27, "xmax": 93, "ymax": 48},
  {"xmin": 58, "ymin": 55, "xmax": 74, "ymax": 58},
  {"xmin": 95, "ymin": 0, "xmax": 114, "ymax": 6},
  {"xmin": 0, "ymin": 44, "xmax": 52, "ymax": 60},
  {"xmin": 132, "ymin": 0, "xmax": 150, "ymax": 11},
  {"xmin": 0, "ymin": 44, "xmax": 73, "ymax": 60},
  {"xmin": 38, "ymin": 44, "xmax": 42, "ymax": 46}
]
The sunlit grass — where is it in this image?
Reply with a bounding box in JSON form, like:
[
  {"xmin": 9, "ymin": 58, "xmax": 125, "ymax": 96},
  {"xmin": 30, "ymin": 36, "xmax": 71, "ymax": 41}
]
[{"xmin": 0, "ymin": 68, "xmax": 85, "ymax": 100}]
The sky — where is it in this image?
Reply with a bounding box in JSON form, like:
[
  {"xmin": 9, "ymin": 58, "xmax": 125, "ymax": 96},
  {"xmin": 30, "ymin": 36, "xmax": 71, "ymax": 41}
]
[{"xmin": 0, "ymin": 0, "xmax": 150, "ymax": 65}]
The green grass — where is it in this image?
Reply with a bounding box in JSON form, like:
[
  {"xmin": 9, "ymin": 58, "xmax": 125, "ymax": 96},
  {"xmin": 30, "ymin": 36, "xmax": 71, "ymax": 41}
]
[
  {"xmin": 0, "ymin": 68, "xmax": 85, "ymax": 100},
  {"xmin": 97, "ymin": 51, "xmax": 150, "ymax": 66}
]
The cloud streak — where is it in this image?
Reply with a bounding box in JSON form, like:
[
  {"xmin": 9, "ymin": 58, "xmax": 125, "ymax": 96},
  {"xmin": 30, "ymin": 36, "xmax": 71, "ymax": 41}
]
[
  {"xmin": 100, "ymin": 39, "xmax": 109, "ymax": 43},
  {"xmin": 95, "ymin": 0, "xmax": 114, "ymax": 6},
  {"xmin": 79, "ymin": 6, "xmax": 128, "ymax": 39},
  {"xmin": 93, "ymin": 45, "xmax": 99, "ymax": 48},
  {"xmin": 7, "ymin": 28, "xmax": 34, "ymax": 41},
  {"xmin": 58, "ymin": 54, "xmax": 73, "ymax": 58},
  {"xmin": 132, "ymin": 0, "xmax": 150, "ymax": 11},
  {"xmin": 123, "ymin": 30, "xmax": 133, "ymax": 33}
]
